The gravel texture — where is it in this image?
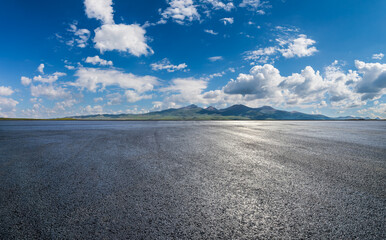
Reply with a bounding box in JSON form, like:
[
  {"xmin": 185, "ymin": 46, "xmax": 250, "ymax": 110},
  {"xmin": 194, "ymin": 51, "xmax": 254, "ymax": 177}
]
[{"xmin": 0, "ymin": 121, "xmax": 385, "ymax": 239}]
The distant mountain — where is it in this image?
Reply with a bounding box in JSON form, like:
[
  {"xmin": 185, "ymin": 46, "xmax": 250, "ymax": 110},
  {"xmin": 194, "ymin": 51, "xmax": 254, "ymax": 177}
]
[
  {"xmin": 335, "ymin": 116, "xmax": 374, "ymax": 120},
  {"xmin": 69, "ymin": 104, "xmax": 333, "ymax": 120}
]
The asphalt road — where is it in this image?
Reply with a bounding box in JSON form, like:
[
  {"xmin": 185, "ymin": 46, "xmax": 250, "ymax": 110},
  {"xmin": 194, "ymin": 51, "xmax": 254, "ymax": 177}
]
[{"xmin": 0, "ymin": 121, "xmax": 385, "ymax": 239}]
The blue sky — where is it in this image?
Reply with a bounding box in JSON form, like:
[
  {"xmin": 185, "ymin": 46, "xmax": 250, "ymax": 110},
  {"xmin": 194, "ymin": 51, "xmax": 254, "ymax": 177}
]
[{"xmin": 0, "ymin": 0, "xmax": 385, "ymax": 118}]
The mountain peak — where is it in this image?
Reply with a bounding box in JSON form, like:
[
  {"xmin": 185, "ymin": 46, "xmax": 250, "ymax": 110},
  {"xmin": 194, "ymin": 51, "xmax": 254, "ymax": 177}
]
[
  {"xmin": 182, "ymin": 104, "xmax": 199, "ymax": 109},
  {"xmin": 259, "ymin": 106, "xmax": 275, "ymax": 110},
  {"xmin": 205, "ymin": 106, "xmax": 217, "ymax": 111},
  {"xmin": 227, "ymin": 104, "xmax": 251, "ymax": 110},
  {"xmin": 220, "ymin": 104, "xmax": 253, "ymax": 116}
]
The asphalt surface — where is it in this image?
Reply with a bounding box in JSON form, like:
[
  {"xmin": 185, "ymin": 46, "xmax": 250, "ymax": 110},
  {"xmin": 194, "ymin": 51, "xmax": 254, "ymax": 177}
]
[{"xmin": 0, "ymin": 121, "xmax": 385, "ymax": 239}]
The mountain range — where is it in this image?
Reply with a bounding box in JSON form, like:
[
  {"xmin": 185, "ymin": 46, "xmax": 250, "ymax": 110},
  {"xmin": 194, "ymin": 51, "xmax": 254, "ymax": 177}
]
[{"xmin": 69, "ymin": 104, "xmax": 335, "ymax": 120}]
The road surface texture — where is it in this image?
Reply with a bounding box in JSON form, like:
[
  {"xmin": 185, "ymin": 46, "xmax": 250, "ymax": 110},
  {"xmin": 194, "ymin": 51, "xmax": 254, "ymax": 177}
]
[{"xmin": 0, "ymin": 121, "xmax": 385, "ymax": 239}]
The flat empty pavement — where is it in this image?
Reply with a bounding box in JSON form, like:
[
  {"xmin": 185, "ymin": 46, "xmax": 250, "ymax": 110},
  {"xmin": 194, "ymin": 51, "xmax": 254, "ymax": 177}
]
[{"xmin": 0, "ymin": 121, "xmax": 385, "ymax": 239}]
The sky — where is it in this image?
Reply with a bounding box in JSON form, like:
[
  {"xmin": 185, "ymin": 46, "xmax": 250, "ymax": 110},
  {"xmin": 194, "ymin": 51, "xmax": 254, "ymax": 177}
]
[{"xmin": 0, "ymin": 0, "xmax": 385, "ymax": 118}]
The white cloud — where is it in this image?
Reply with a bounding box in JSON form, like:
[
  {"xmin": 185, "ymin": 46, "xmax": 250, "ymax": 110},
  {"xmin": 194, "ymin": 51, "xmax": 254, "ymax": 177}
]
[
  {"xmin": 220, "ymin": 17, "xmax": 234, "ymax": 25},
  {"xmin": 0, "ymin": 86, "xmax": 14, "ymax": 96},
  {"xmin": 355, "ymin": 60, "xmax": 386, "ymax": 100},
  {"xmin": 162, "ymin": 78, "xmax": 208, "ymax": 93},
  {"xmin": 372, "ymin": 53, "xmax": 384, "ymax": 60},
  {"xmin": 67, "ymin": 23, "xmax": 91, "ymax": 48},
  {"xmin": 244, "ymin": 46, "xmax": 277, "ymax": 63},
  {"xmin": 208, "ymin": 56, "xmax": 223, "ymax": 62},
  {"xmin": 280, "ymin": 66, "xmax": 327, "ymax": 104},
  {"xmin": 161, "ymin": 0, "xmax": 200, "ymax": 25},
  {"xmin": 65, "ymin": 65, "xmax": 76, "ymax": 70},
  {"xmin": 222, "ymin": 60, "xmax": 386, "ymax": 109},
  {"xmin": 55, "ymin": 99, "xmax": 78, "ymax": 111},
  {"xmin": 125, "ymin": 90, "xmax": 152, "ymax": 103},
  {"xmin": 204, "ymin": 29, "xmax": 218, "ymax": 35},
  {"xmin": 72, "ymin": 67, "xmax": 158, "ymax": 93},
  {"xmin": 221, "ymin": 63, "xmax": 339, "ymax": 107},
  {"xmin": 245, "ymin": 33, "xmax": 318, "ymax": 64},
  {"xmin": 275, "ymin": 26, "xmax": 299, "ymax": 33},
  {"xmin": 201, "ymin": 0, "xmax": 235, "ymax": 11},
  {"xmin": 94, "ymin": 97, "xmax": 103, "ymax": 102},
  {"xmin": 83, "ymin": 0, "xmax": 153, "ymax": 57},
  {"xmin": 106, "ymin": 92, "xmax": 123, "ymax": 105},
  {"xmin": 85, "ymin": 55, "xmax": 113, "ymax": 66},
  {"xmin": 239, "ymin": 0, "xmax": 267, "ymax": 14},
  {"xmin": 125, "ymin": 106, "xmax": 149, "ymax": 114},
  {"xmin": 206, "ymin": 71, "xmax": 225, "ymax": 79},
  {"xmin": 84, "ymin": 0, "xmax": 114, "ymax": 24},
  {"xmin": 33, "ymin": 72, "xmax": 66, "ymax": 84},
  {"xmin": 277, "ymin": 34, "xmax": 318, "ymax": 58},
  {"xmin": 0, "ymin": 97, "xmax": 18, "ymax": 116},
  {"xmin": 151, "ymin": 58, "xmax": 188, "ymax": 72},
  {"xmin": 21, "ymin": 76, "xmax": 32, "ymax": 86},
  {"xmin": 30, "ymin": 84, "xmax": 71, "ymax": 99},
  {"xmin": 324, "ymin": 61, "xmax": 363, "ymax": 108},
  {"xmin": 93, "ymin": 24, "xmax": 153, "ymax": 56},
  {"xmin": 160, "ymin": 77, "xmax": 209, "ymax": 105},
  {"xmin": 358, "ymin": 103, "xmax": 386, "ymax": 119},
  {"xmin": 82, "ymin": 105, "xmax": 104, "ymax": 115},
  {"xmin": 37, "ymin": 64, "xmax": 44, "ymax": 74},
  {"xmin": 224, "ymin": 64, "xmax": 283, "ymax": 100},
  {"xmin": 105, "ymin": 91, "xmax": 151, "ymax": 105}
]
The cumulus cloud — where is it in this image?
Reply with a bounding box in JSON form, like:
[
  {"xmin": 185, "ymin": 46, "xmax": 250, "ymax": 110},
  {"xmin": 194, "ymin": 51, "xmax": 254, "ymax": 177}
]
[
  {"xmin": 151, "ymin": 58, "xmax": 188, "ymax": 72},
  {"xmin": 67, "ymin": 23, "xmax": 91, "ymax": 48},
  {"xmin": 323, "ymin": 61, "xmax": 363, "ymax": 108},
  {"xmin": 201, "ymin": 0, "xmax": 235, "ymax": 11},
  {"xmin": 125, "ymin": 90, "xmax": 152, "ymax": 103},
  {"xmin": 208, "ymin": 56, "xmax": 223, "ymax": 62},
  {"xmin": 0, "ymin": 86, "xmax": 14, "ymax": 96},
  {"xmin": 0, "ymin": 97, "xmax": 18, "ymax": 116},
  {"xmin": 21, "ymin": 76, "xmax": 32, "ymax": 86},
  {"xmin": 37, "ymin": 64, "xmax": 45, "ymax": 74},
  {"xmin": 85, "ymin": 55, "xmax": 113, "ymax": 66},
  {"xmin": 223, "ymin": 63, "xmax": 350, "ymax": 107},
  {"xmin": 93, "ymin": 24, "xmax": 153, "ymax": 56},
  {"xmin": 72, "ymin": 67, "xmax": 158, "ymax": 93},
  {"xmin": 280, "ymin": 66, "xmax": 327, "ymax": 104},
  {"xmin": 245, "ymin": 33, "xmax": 318, "ymax": 63},
  {"xmin": 160, "ymin": 77, "xmax": 209, "ymax": 105},
  {"xmin": 224, "ymin": 64, "xmax": 283, "ymax": 100},
  {"xmin": 358, "ymin": 103, "xmax": 386, "ymax": 119},
  {"xmin": 84, "ymin": 0, "xmax": 114, "ymax": 24},
  {"xmin": 105, "ymin": 92, "xmax": 123, "ymax": 105},
  {"xmin": 30, "ymin": 84, "xmax": 71, "ymax": 99},
  {"xmin": 222, "ymin": 60, "xmax": 386, "ymax": 109},
  {"xmin": 33, "ymin": 72, "xmax": 67, "ymax": 84},
  {"xmin": 355, "ymin": 60, "xmax": 386, "ymax": 100},
  {"xmin": 220, "ymin": 17, "xmax": 234, "ymax": 25},
  {"xmin": 204, "ymin": 29, "xmax": 218, "ymax": 35},
  {"xmin": 83, "ymin": 0, "xmax": 153, "ymax": 57},
  {"xmin": 161, "ymin": 0, "xmax": 200, "ymax": 25},
  {"xmin": 277, "ymin": 34, "xmax": 318, "ymax": 58},
  {"xmin": 222, "ymin": 63, "xmax": 336, "ymax": 106},
  {"xmin": 372, "ymin": 53, "xmax": 384, "ymax": 60},
  {"xmin": 65, "ymin": 65, "xmax": 76, "ymax": 70},
  {"xmin": 55, "ymin": 99, "xmax": 78, "ymax": 111},
  {"xmin": 82, "ymin": 105, "xmax": 104, "ymax": 115}
]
